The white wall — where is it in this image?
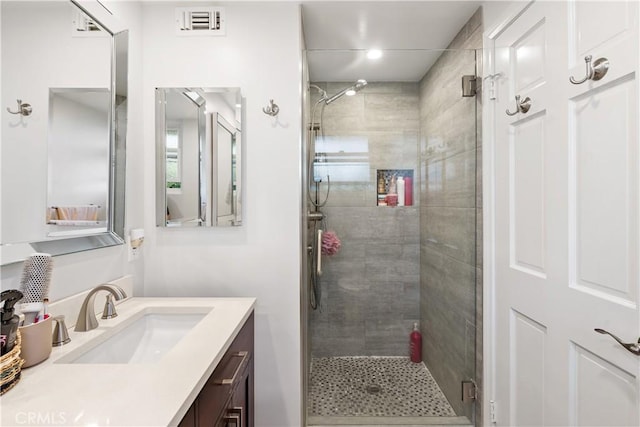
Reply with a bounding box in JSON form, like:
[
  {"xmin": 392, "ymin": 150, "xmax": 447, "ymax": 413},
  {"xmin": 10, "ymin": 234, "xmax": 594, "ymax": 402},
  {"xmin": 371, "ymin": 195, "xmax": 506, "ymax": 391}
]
[{"xmin": 141, "ymin": 3, "xmax": 302, "ymax": 426}]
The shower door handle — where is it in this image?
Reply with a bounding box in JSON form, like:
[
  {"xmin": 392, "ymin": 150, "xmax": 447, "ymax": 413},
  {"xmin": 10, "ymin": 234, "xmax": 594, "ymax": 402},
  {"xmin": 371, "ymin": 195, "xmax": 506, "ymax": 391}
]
[
  {"xmin": 594, "ymin": 328, "xmax": 640, "ymax": 356},
  {"xmin": 317, "ymin": 229, "xmax": 323, "ymax": 276}
]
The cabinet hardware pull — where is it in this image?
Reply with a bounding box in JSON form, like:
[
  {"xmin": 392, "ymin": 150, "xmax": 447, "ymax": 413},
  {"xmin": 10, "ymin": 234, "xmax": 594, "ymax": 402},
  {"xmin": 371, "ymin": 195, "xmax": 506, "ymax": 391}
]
[
  {"xmin": 215, "ymin": 351, "xmax": 249, "ymax": 385},
  {"xmin": 595, "ymin": 328, "xmax": 640, "ymax": 356},
  {"xmin": 223, "ymin": 413, "xmax": 240, "ymax": 427},
  {"xmin": 505, "ymin": 95, "xmax": 531, "ymax": 116},
  {"xmin": 570, "ymin": 55, "xmax": 610, "ymax": 84},
  {"xmin": 230, "ymin": 407, "xmax": 243, "ymax": 427}
]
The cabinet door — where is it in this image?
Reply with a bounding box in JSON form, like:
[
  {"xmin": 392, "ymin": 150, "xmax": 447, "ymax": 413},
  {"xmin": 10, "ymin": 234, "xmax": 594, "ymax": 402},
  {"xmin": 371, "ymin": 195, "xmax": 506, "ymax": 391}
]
[
  {"xmin": 227, "ymin": 313, "xmax": 254, "ymax": 427},
  {"xmin": 229, "ymin": 360, "xmax": 253, "ymax": 427},
  {"xmin": 180, "ymin": 313, "xmax": 255, "ymax": 427}
]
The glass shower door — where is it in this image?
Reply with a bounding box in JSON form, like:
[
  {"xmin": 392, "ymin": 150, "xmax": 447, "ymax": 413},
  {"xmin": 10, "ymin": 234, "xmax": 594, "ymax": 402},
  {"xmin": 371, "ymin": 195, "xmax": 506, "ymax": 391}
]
[{"xmin": 303, "ymin": 48, "xmax": 480, "ymax": 425}]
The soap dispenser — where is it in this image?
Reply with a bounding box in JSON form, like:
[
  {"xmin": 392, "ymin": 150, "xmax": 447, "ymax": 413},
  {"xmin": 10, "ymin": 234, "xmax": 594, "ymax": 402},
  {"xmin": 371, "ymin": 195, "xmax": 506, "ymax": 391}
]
[{"xmin": 1, "ymin": 290, "xmax": 24, "ymax": 355}]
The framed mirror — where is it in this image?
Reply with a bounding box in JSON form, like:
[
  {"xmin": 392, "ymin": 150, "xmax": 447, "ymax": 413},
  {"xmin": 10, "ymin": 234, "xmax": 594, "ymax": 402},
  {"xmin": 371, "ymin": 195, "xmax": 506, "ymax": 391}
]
[
  {"xmin": 156, "ymin": 88, "xmax": 242, "ymax": 228},
  {"xmin": 0, "ymin": 0, "xmax": 128, "ymax": 265}
]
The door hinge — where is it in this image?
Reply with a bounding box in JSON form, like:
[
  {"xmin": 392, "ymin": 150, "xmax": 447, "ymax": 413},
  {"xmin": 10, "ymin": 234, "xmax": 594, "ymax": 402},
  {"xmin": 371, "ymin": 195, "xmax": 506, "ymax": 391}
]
[
  {"xmin": 490, "ymin": 400, "xmax": 497, "ymax": 424},
  {"xmin": 461, "ymin": 380, "xmax": 477, "ymax": 403},
  {"xmin": 461, "ymin": 75, "xmax": 477, "ymax": 97}
]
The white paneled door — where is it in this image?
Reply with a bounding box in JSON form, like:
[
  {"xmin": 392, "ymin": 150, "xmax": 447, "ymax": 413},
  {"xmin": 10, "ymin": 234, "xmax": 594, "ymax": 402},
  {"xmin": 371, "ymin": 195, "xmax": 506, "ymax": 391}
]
[{"xmin": 492, "ymin": 1, "xmax": 640, "ymax": 425}]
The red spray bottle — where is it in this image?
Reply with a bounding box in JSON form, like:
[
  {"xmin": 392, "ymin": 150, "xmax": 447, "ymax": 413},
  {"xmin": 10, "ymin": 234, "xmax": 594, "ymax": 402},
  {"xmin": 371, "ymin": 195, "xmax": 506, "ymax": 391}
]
[{"xmin": 410, "ymin": 322, "xmax": 422, "ymax": 363}]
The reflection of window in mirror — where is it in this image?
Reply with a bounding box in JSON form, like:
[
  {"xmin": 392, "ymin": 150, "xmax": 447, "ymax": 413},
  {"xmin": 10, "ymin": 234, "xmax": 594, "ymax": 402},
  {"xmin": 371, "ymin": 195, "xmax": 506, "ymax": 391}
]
[{"xmin": 166, "ymin": 128, "xmax": 181, "ymax": 191}]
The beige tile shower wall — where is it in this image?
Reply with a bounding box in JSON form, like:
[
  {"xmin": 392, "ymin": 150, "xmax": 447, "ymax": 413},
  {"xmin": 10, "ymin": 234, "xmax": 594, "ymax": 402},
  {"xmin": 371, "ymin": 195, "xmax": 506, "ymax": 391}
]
[
  {"xmin": 310, "ymin": 82, "xmax": 421, "ymax": 356},
  {"xmin": 310, "ymin": 82, "xmax": 420, "ymax": 208},
  {"xmin": 419, "ymin": 7, "xmax": 482, "ymax": 421}
]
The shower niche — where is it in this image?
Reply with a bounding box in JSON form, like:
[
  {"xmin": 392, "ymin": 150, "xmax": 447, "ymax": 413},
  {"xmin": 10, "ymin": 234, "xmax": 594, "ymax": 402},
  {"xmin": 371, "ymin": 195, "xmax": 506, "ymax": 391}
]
[{"xmin": 376, "ymin": 169, "xmax": 414, "ymax": 206}]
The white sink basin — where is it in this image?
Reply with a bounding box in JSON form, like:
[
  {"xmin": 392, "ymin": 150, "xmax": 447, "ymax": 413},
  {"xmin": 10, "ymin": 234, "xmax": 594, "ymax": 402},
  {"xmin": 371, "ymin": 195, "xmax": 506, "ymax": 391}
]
[{"xmin": 58, "ymin": 308, "xmax": 211, "ymax": 364}]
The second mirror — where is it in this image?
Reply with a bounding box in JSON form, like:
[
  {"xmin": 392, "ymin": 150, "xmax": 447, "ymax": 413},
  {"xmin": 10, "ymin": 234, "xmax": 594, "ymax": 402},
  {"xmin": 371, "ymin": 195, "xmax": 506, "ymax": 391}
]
[{"xmin": 156, "ymin": 87, "xmax": 242, "ymax": 228}]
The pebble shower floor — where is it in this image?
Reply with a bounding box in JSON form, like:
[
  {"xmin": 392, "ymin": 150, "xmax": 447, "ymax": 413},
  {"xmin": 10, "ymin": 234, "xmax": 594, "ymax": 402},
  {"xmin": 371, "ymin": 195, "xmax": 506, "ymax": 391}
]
[{"xmin": 309, "ymin": 357, "xmax": 456, "ymax": 417}]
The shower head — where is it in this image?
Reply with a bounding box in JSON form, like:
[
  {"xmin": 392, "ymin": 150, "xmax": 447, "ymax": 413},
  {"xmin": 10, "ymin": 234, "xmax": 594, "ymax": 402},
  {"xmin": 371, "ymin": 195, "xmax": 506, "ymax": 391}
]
[
  {"xmin": 324, "ymin": 79, "xmax": 368, "ymax": 105},
  {"xmin": 350, "ymin": 79, "xmax": 368, "ymax": 93}
]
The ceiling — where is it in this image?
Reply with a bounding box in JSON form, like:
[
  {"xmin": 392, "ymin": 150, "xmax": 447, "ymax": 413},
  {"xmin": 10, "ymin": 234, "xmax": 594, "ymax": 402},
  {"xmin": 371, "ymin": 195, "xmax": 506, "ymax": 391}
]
[{"xmin": 301, "ymin": 1, "xmax": 482, "ymax": 82}]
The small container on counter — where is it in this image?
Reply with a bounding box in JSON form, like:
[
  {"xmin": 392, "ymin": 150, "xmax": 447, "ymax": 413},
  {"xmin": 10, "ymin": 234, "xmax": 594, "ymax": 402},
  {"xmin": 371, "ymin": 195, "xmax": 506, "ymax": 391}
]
[{"xmin": 19, "ymin": 316, "xmax": 52, "ymax": 368}]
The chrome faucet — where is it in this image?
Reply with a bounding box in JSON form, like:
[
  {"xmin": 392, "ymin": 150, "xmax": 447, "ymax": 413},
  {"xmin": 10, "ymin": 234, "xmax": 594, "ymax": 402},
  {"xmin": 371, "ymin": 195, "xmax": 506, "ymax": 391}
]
[{"xmin": 74, "ymin": 284, "xmax": 127, "ymax": 332}]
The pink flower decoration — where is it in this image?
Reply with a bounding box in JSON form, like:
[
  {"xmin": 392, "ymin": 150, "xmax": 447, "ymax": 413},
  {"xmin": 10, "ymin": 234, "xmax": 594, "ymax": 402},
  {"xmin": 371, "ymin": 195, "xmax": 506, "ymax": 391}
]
[{"xmin": 321, "ymin": 231, "xmax": 341, "ymax": 256}]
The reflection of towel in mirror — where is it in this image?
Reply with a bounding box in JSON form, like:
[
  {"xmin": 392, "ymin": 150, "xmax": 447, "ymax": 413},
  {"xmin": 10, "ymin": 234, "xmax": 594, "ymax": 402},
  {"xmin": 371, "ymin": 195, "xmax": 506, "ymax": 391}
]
[
  {"xmin": 56, "ymin": 205, "xmax": 99, "ymax": 221},
  {"xmin": 46, "ymin": 207, "xmax": 58, "ymax": 222}
]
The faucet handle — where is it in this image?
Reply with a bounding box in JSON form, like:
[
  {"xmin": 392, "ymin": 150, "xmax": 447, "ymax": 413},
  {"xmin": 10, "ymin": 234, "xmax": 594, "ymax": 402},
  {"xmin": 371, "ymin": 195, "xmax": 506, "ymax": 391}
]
[
  {"xmin": 110, "ymin": 284, "xmax": 127, "ymax": 299},
  {"xmin": 52, "ymin": 315, "xmax": 71, "ymax": 347},
  {"xmin": 101, "ymin": 294, "xmax": 118, "ymax": 320}
]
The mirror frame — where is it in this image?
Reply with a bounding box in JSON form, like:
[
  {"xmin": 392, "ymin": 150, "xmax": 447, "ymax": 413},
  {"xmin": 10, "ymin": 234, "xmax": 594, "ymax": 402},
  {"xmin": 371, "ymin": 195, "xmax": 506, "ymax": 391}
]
[
  {"xmin": 0, "ymin": 0, "xmax": 128, "ymax": 265},
  {"xmin": 211, "ymin": 112, "xmax": 242, "ymax": 226},
  {"xmin": 155, "ymin": 87, "xmax": 243, "ymax": 228}
]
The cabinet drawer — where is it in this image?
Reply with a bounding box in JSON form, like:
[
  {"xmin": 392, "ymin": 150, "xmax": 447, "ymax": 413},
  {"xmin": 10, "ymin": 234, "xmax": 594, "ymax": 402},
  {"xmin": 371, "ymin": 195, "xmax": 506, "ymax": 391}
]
[
  {"xmin": 199, "ymin": 352, "xmax": 247, "ymax": 425},
  {"xmin": 180, "ymin": 312, "xmax": 254, "ymax": 427}
]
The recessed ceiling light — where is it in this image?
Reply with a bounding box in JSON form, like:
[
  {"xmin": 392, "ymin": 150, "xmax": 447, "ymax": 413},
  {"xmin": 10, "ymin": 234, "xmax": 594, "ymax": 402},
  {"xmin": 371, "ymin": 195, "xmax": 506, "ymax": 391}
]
[{"xmin": 367, "ymin": 49, "xmax": 383, "ymax": 60}]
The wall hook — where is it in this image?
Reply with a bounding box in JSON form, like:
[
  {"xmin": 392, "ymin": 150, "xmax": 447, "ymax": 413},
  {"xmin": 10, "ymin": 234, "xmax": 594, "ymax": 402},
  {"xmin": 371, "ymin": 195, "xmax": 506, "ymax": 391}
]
[
  {"xmin": 262, "ymin": 99, "xmax": 279, "ymax": 116},
  {"xmin": 7, "ymin": 99, "xmax": 32, "ymax": 116},
  {"xmin": 505, "ymin": 95, "xmax": 531, "ymax": 116},
  {"xmin": 570, "ymin": 55, "xmax": 610, "ymax": 85}
]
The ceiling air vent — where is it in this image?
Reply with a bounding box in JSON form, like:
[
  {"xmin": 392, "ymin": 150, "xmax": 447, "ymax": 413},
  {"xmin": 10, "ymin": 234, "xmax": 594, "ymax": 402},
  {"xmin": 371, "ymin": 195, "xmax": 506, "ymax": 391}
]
[{"xmin": 176, "ymin": 7, "xmax": 226, "ymax": 36}]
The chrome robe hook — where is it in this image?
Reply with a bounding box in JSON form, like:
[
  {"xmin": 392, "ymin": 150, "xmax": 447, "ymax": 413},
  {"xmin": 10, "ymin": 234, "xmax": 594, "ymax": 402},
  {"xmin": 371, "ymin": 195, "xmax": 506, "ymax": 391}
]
[
  {"xmin": 7, "ymin": 99, "xmax": 32, "ymax": 116},
  {"xmin": 262, "ymin": 99, "xmax": 279, "ymax": 116},
  {"xmin": 505, "ymin": 95, "xmax": 531, "ymax": 116},
  {"xmin": 570, "ymin": 55, "xmax": 610, "ymax": 84}
]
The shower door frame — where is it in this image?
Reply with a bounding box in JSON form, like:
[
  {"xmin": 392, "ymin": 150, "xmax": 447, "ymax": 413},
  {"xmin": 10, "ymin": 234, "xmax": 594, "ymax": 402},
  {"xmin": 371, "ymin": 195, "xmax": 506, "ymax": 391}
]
[{"xmin": 301, "ymin": 51, "xmax": 482, "ymax": 426}]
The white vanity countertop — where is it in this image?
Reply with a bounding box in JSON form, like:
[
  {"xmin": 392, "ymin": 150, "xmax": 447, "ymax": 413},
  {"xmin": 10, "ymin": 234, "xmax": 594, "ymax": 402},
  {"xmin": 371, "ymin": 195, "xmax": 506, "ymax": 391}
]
[{"xmin": 1, "ymin": 297, "xmax": 256, "ymax": 427}]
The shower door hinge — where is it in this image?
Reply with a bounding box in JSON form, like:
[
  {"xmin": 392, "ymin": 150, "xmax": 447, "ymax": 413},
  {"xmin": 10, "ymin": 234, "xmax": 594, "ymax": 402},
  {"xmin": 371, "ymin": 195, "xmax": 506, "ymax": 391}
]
[
  {"xmin": 461, "ymin": 380, "xmax": 477, "ymax": 402},
  {"xmin": 461, "ymin": 75, "xmax": 477, "ymax": 97}
]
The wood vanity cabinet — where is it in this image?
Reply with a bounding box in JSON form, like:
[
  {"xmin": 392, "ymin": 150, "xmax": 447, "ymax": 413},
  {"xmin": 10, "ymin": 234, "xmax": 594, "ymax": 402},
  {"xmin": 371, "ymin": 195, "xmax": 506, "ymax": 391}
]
[{"xmin": 179, "ymin": 313, "xmax": 254, "ymax": 427}]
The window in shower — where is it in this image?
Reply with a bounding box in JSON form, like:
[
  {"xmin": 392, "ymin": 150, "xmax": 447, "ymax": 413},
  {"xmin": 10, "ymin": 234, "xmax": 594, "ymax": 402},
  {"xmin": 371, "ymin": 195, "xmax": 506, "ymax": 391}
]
[{"xmin": 313, "ymin": 135, "xmax": 369, "ymax": 182}]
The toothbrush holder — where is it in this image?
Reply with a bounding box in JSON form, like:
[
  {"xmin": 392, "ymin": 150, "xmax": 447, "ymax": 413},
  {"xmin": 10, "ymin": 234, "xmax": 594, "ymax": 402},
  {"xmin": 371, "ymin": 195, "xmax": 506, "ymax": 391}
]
[{"xmin": 18, "ymin": 316, "xmax": 52, "ymax": 368}]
